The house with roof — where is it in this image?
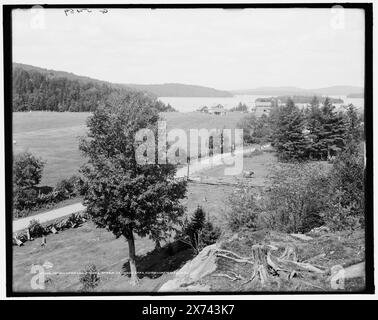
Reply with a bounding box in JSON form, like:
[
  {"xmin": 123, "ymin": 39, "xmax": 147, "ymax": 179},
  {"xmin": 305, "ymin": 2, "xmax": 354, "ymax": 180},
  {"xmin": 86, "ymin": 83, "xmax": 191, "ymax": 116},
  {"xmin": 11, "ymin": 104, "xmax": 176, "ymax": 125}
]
[
  {"xmin": 209, "ymin": 104, "xmax": 227, "ymax": 116},
  {"xmin": 254, "ymin": 98, "xmax": 282, "ymax": 117},
  {"xmin": 254, "ymin": 100, "xmax": 273, "ymax": 117}
]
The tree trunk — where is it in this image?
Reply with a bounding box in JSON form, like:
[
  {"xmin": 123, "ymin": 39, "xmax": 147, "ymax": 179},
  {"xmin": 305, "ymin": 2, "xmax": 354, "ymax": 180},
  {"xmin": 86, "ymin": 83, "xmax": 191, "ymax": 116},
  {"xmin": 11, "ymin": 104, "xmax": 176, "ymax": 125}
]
[{"xmin": 126, "ymin": 230, "xmax": 138, "ymax": 285}]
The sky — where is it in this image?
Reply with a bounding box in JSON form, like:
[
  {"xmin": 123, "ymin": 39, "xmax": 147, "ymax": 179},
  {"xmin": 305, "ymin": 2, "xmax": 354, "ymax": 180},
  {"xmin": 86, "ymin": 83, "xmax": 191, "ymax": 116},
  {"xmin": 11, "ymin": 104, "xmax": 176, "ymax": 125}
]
[{"xmin": 12, "ymin": 8, "xmax": 365, "ymax": 91}]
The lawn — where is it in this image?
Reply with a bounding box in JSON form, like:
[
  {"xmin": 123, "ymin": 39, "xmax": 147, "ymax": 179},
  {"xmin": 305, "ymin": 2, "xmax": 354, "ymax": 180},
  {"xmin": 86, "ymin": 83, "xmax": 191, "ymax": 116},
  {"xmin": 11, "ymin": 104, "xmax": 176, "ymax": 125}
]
[
  {"xmin": 13, "ymin": 112, "xmax": 89, "ymax": 186},
  {"xmin": 13, "ymin": 111, "xmax": 246, "ymax": 186},
  {"xmin": 13, "ymin": 220, "xmax": 156, "ymax": 292}
]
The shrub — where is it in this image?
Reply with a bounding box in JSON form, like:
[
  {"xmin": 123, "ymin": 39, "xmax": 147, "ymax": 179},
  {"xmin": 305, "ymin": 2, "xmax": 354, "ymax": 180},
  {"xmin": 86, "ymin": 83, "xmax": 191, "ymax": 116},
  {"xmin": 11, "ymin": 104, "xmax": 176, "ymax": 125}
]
[
  {"xmin": 54, "ymin": 175, "xmax": 82, "ymax": 200},
  {"xmin": 37, "ymin": 190, "xmax": 59, "ymax": 204},
  {"xmin": 262, "ymin": 142, "xmax": 365, "ymax": 233},
  {"xmin": 79, "ymin": 264, "xmax": 100, "ymax": 291},
  {"xmin": 28, "ymin": 219, "xmax": 45, "ymax": 238},
  {"xmin": 67, "ymin": 213, "xmax": 83, "ymax": 227},
  {"xmin": 265, "ymin": 162, "xmax": 330, "ymax": 233},
  {"xmin": 322, "ymin": 142, "xmax": 365, "ymax": 230},
  {"xmin": 227, "ymin": 183, "xmax": 262, "ymax": 232},
  {"xmin": 13, "ymin": 152, "xmax": 44, "ymax": 215},
  {"xmin": 13, "ymin": 187, "xmax": 37, "ymax": 209},
  {"xmin": 324, "ymin": 191, "xmax": 362, "ymax": 231},
  {"xmin": 13, "ymin": 152, "xmax": 44, "ymax": 189}
]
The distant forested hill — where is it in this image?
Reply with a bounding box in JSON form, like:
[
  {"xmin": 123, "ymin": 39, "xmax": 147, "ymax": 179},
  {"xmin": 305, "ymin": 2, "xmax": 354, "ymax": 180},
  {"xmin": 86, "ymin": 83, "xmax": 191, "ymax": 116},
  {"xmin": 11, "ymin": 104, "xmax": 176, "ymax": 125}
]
[
  {"xmin": 125, "ymin": 83, "xmax": 233, "ymax": 97},
  {"xmin": 347, "ymin": 93, "xmax": 364, "ymax": 98},
  {"xmin": 233, "ymin": 85, "xmax": 364, "ymax": 96},
  {"xmin": 12, "ymin": 63, "xmax": 176, "ymax": 112},
  {"xmin": 275, "ymin": 95, "xmax": 344, "ymax": 104}
]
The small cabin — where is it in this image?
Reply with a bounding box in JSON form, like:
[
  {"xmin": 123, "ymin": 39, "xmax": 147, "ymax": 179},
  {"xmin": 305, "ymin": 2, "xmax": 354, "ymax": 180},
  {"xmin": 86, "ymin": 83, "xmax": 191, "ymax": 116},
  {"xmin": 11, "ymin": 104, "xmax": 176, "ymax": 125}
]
[
  {"xmin": 209, "ymin": 105, "xmax": 227, "ymax": 116},
  {"xmin": 198, "ymin": 106, "xmax": 209, "ymax": 113}
]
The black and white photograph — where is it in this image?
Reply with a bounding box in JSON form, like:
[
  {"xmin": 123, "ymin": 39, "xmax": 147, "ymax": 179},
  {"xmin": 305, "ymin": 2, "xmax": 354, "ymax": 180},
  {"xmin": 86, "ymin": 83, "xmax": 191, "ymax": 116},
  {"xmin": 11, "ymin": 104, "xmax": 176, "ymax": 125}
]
[{"xmin": 1, "ymin": 2, "xmax": 374, "ymax": 299}]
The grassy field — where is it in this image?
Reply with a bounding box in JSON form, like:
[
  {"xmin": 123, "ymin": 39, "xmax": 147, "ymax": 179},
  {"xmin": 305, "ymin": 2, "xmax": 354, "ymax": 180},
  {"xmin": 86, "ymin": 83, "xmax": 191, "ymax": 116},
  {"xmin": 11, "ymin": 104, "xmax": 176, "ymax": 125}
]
[
  {"xmin": 12, "ymin": 152, "xmax": 275, "ymax": 292},
  {"xmin": 13, "ymin": 111, "xmax": 246, "ymax": 186},
  {"xmin": 13, "ymin": 112, "xmax": 89, "ymax": 186}
]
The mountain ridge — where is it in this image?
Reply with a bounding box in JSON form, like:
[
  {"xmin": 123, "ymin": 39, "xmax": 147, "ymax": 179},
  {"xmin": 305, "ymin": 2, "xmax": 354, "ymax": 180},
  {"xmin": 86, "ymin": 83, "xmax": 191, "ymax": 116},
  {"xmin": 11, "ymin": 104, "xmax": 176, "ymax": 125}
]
[{"xmin": 13, "ymin": 63, "xmax": 233, "ymax": 98}]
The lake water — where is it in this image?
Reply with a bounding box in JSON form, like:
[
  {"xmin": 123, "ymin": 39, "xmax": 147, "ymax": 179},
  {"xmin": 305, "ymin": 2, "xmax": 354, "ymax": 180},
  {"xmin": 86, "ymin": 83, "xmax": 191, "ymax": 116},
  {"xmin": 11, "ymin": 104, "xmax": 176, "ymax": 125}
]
[{"xmin": 158, "ymin": 95, "xmax": 365, "ymax": 113}]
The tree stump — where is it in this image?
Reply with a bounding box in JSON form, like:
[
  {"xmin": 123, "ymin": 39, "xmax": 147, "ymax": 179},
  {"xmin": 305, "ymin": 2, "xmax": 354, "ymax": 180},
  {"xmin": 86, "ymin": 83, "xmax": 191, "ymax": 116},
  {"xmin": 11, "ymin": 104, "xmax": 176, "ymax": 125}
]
[{"xmin": 214, "ymin": 243, "xmax": 326, "ymax": 288}]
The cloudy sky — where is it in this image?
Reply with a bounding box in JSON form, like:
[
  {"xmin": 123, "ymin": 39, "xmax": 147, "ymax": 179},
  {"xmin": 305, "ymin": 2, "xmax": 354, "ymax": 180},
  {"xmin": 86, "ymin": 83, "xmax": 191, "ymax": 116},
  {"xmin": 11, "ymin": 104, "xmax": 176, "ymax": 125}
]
[{"xmin": 12, "ymin": 8, "xmax": 365, "ymax": 90}]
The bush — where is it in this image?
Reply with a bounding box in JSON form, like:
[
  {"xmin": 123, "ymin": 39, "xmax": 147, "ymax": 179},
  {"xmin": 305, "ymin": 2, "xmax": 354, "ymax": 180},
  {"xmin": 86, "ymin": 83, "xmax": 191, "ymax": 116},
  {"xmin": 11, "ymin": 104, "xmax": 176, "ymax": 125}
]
[
  {"xmin": 262, "ymin": 142, "xmax": 365, "ymax": 233},
  {"xmin": 322, "ymin": 143, "xmax": 365, "ymax": 230},
  {"xmin": 13, "ymin": 152, "xmax": 45, "ymax": 215},
  {"xmin": 227, "ymin": 184, "xmax": 262, "ymax": 232},
  {"xmin": 54, "ymin": 175, "xmax": 82, "ymax": 200},
  {"xmin": 13, "ymin": 152, "xmax": 44, "ymax": 189},
  {"xmin": 265, "ymin": 162, "xmax": 329, "ymax": 233},
  {"xmin": 13, "ymin": 187, "xmax": 38, "ymax": 212},
  {"xmin": 28, "ymin": 219, "xmax": 45, "ymax": 238},
  {"xmin": 79, "ymin": 264, "xmax": 100, "ymax": 291},
  {"xmin": 324, "ymin": 192, "xmax": 362, "ymax": 231},
  {"xmin": 37, "ymin": 190, "xmax": 59, "ymax": 204}
]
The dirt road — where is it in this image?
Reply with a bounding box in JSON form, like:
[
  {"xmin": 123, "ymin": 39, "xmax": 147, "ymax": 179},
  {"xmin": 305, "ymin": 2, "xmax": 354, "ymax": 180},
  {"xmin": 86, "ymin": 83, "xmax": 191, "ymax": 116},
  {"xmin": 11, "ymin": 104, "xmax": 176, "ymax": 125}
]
[{"xmin": 13, "ymin": 203, "xmax": 85, "ymax": 233}]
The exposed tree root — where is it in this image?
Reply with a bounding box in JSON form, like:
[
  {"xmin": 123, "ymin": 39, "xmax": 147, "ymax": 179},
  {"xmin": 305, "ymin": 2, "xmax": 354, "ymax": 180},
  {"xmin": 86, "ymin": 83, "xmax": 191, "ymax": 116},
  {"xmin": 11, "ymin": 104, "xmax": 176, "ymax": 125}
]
[
  {"xmin": 214, "ymin": 244, "xmax": 326, "ymax": 288},
  {"xmin": 213, "ymin": 271, "xmax": 245, "ymax": 281}
]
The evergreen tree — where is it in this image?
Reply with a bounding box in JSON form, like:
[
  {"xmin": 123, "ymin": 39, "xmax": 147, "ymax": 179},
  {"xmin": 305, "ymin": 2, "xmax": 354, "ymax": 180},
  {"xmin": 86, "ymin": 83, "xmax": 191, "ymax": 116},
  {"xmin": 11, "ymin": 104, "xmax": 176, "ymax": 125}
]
[
  {"xmin": 272, "ymin": 98, "xmax": 309, "ymax": 161},
  {"xmin": 345, "ymin": 104, "xmax": 363, "ymax": 143},
  {"xmin": 306, "ymin": 96, "xmax": 323, "ymax": 159},
  {"xmin": 181, "ymin": 205, "xmax": 220, "ymax": 254},
  {"xmin": 316, "ymin": 98, "xmax": 347, "ymax": 160}
]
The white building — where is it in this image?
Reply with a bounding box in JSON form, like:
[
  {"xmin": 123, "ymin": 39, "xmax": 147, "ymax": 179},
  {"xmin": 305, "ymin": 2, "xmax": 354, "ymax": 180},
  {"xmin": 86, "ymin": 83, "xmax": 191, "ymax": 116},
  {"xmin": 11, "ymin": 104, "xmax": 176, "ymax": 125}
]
[{"xmin": 209, "ymin": 105, "xmax": 227, "ymax": 116}]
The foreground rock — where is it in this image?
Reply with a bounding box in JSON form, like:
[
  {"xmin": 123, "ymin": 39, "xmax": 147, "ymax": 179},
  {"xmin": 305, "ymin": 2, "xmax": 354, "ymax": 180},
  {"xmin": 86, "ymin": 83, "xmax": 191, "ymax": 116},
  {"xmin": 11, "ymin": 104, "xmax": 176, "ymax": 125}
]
[{"xmin": 159, "ymin": 244, "xmax": 217, "ymax": 292}]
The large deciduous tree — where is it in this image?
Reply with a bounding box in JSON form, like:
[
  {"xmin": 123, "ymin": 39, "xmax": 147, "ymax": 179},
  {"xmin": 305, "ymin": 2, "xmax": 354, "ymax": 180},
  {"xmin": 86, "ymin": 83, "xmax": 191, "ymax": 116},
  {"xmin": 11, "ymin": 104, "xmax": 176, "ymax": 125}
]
[{"xmin": 79, "ymin": 92, "xmax": 187, "ymax": 284}]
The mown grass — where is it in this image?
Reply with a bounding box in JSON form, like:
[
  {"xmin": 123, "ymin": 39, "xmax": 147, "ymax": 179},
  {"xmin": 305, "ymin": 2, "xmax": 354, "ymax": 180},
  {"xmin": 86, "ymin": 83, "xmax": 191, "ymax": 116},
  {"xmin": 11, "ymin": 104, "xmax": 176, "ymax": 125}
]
[{"xmin": 13, "ymin": 220, "xmax": 155, "ymax": 292}]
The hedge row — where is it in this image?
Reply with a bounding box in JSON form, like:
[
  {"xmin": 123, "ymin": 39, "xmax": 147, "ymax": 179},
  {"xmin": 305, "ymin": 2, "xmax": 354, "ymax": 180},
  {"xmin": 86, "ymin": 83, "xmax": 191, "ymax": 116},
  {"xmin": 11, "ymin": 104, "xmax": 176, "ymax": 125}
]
[{"xmin": 13, "ymin": 211, "xmax": 89, "ymax": 246}]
